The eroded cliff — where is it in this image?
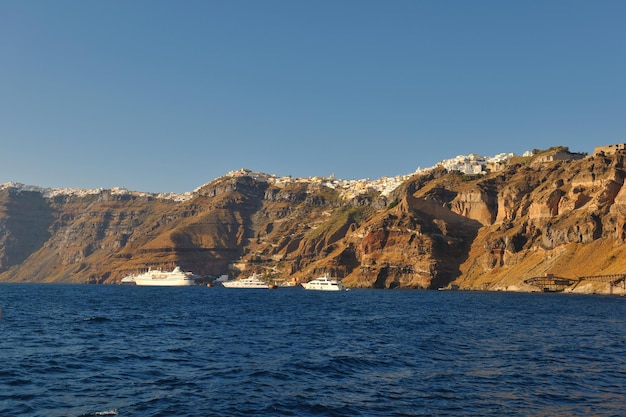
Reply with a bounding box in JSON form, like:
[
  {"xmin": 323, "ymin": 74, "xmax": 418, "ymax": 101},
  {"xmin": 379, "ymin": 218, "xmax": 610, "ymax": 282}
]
[{"xmin": 2, "ymin": 149, "xmax": 626, "ymax": 293}]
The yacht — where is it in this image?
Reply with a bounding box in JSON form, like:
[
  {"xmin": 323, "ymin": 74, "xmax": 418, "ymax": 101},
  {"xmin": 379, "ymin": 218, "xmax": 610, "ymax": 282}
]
[
  {"xmin": 120, "ymin": 276, "xmax": 136, "ymax": 285},
  {"xmin": 302, "ymin": 273, "xmax": 347, "ymax": 291},
  {"xmin": 122, "ymin": 266, "xmax": 197, "ymax": 286},
  {"xmin": 222, "ymin": 273, "xmax": 270, "ymax": 289}
]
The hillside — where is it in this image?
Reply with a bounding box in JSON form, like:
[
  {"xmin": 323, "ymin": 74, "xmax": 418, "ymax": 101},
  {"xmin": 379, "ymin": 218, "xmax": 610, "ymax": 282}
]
[{"xmin": 2, "ymin": 147, "xmax": 626, "ymax": 294}]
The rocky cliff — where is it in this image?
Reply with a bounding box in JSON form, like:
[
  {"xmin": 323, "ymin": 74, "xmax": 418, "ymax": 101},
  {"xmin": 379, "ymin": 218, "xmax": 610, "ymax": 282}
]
[{"xmin": 2, "ymin": 148, "xmax": 626, "ymax": 294}]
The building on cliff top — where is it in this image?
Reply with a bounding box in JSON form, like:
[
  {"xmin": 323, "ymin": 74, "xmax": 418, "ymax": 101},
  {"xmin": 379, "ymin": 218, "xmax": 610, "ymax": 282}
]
[
  {"xmin": 535, "ymin": 149, "xmax": 587, "ymax": 163},
  {"xmin": 593, "ymin": 144, "xmax": 626, "ymax": 157}
]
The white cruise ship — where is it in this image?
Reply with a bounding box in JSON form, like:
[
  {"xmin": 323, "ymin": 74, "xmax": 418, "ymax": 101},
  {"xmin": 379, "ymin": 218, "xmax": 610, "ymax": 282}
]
[
  {"xmin": 302, "ymin": 273, "xmax": 347, "ymax": 291},
  {"xmin": 122, "ymin": 266, "xmax": 197, "ymax": 286},
  {"xmin": 222, "ymin": 273, "xmax": 270, "ymax": 289}
]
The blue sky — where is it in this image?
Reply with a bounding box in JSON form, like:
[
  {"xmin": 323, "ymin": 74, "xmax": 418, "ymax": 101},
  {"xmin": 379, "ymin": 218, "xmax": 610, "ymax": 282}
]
[{"xmin": 1, "ymin": 1, "xmax": 624, "ymax": 194}]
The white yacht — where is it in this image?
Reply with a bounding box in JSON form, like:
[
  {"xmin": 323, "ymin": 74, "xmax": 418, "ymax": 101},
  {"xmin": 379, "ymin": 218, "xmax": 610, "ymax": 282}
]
[
  {"xmin": 214, "ymin": 274, "xmax": 231, "ymax": 283},
  {"xmin": 122, "ymin": 266, "xmax": 197, "ymax": 286},
  {"xmin": 120, "ymin": 276, "xmax": 136, "ymax": 285},
  {"xmin": 302, "ymin": 273, "xmax": 347, "ymax": 291},
  {"xmin": 222, "ymin": 273, "xmax": 270, "ymax": 289}
]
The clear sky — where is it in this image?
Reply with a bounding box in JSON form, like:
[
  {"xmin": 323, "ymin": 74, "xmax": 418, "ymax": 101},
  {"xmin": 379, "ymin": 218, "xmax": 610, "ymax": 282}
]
[{"xmin": 1, "ymin": 1, "xmax": 624, "ymax": 194}]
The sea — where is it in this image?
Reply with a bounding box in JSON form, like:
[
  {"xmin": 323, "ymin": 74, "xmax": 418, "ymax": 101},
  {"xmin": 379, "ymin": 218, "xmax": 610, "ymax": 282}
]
[{"xmin": 0, "ymin": 284, "xmax": 625, "ymax": 417}]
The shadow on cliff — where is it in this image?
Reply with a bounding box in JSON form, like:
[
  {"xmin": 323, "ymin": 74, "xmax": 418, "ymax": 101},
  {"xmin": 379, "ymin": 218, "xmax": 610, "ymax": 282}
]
[
  {"xmin": 401, "ymin": 186, "xmax": 484, "ymax": 289},
  {"xmin": 0, "ymin": 190, "xmax": 55, "ymax": 273}
]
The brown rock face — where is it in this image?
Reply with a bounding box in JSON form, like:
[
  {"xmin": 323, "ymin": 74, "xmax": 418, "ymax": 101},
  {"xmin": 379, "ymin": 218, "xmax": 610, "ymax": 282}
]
[
  {"xmin": 449, "ymin": 185, "xmax": 498, "ymax": 226},
  {"xmin": 3, "ymin": 149, "xmax": 626, "ymax": 293},
  {"xmin": 340, "ymin": 190, "xmax": 481, "ymax": 289}
]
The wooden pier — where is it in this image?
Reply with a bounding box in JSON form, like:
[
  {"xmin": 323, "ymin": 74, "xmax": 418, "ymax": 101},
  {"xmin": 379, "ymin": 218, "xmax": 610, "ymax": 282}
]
[
  {"xmin": 578, "ymin": 274, "xmax": 626, "ymax": 294},
  {"xmin": 524, "ymin": 274, "xmax": 626, "ymax": 293},
  {"xmin": 523, "ymin": 276, "xmax": 577, "ymax": 292}
]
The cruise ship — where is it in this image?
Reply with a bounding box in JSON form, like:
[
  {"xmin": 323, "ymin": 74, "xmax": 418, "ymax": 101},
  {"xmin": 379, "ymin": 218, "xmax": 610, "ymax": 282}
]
[{"xmin": 121, "ymin": 266, "xmax": 197, "ymax": 286}]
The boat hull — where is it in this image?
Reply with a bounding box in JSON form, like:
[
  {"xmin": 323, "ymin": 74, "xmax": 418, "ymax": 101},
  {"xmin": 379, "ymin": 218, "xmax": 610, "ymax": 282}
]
[
  {"xmin": 302, "ymin": 283, "xmax": 345, "ymax": 291},
  {"xmin": 133, "ymin": 278, "xmax": 195, "ymax": 286},
  {"xmin": 222, "ymin": 282, "xmax": 270, "ymax": 289}
]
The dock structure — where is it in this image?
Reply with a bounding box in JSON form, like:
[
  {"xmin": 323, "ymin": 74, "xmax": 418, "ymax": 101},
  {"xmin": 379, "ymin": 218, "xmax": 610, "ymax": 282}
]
[
  {"xmin": 524, "ymin": 276, "xmax": 577, "ymax": 292},
  {"xmin": 610, "ymin": 275, "xmax": 626, "ymax": 293},
  {"xmin": 578, "ymin": 274, "xmax": 626, "ymax": 294},
  {"xmin": 524, "ymin": 274, "xmax": 626, "ymax": 293}
]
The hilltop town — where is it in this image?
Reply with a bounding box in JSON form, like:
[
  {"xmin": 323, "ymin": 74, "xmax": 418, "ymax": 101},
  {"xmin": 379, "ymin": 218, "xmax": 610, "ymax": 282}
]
[
  {"xmin": 2, "ymin": 147, "xmax": 602, "ymax": 203},
  {"xmin": 226, "ymin": 152, "xmax": 520, "ymax": 201},
  {"xmin": 1, "ymin": 150, "xmax": 537, "ymax": 203}
]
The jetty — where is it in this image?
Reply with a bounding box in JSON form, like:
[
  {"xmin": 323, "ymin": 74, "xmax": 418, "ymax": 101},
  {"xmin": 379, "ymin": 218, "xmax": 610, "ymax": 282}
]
[{"xmin": 524, "ymin": 274, "xmax": 626, "ymax": 293}]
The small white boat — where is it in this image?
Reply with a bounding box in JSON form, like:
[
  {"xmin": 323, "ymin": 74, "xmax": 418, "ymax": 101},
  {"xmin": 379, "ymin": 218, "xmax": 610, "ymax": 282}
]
[
  {"xmin": 214, "ymin": 274, "xmax": 231, "ymax": 283},
  {"xmin": 302, "ymin": 273, "xmax": 347, "ymax": 291},
  {"xmin": 122, "ymin": 266, "xmax": 197, "ymax": 286},
  {"xmin": 222, "ymin": 273, "xmax": 270, "ymax": 289},
  {"xmin": 120, "ymin": 276, "xmax": 136, "ymax": 285}
]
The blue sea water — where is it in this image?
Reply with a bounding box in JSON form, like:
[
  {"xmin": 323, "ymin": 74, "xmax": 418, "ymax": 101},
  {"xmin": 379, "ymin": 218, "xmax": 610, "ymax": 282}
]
[{"xmin": 0, "ymin": 284, "xmax": 625, "ymax": 417}]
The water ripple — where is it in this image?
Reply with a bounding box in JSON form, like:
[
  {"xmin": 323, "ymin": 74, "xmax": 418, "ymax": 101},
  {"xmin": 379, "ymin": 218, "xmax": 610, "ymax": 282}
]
[{"xmin": 1, "ymin": 285, "xmax": 625, "ymax": 416}]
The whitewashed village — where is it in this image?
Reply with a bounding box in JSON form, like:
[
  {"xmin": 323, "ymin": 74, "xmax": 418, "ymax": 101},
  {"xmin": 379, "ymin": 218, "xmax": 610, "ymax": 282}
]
[{"xmin": 2, "ymin": 144, "xmax": 623, "ymax": 202}]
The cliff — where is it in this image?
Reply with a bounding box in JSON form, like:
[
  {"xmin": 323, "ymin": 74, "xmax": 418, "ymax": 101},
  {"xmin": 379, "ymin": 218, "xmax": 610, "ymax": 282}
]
[{"xmin": 2, "ymin": 148, "xmax": 626, "ymax": 294}]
